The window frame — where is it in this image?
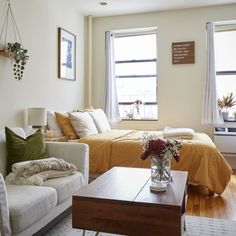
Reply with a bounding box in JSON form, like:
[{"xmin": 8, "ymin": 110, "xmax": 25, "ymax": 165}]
[
  {"xmin": 113, "ymin": 29, "xmax": 158, "ymax": 121},
  {"xmin": 215, "ymin": 26, "xmax": 236, "ymax": 76},
  {"xmin": 214, "ymin": 26, "xmax": 236, "ymax": 120}
]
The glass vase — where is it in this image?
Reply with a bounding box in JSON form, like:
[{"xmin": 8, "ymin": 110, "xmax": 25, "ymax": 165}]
[{"xmin": 150, "ymin": 157, "xmax": 172, "ymax": 187}]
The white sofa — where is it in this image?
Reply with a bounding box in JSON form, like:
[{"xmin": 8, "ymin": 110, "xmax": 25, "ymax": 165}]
[{"xmin": 0, "ymin": 128, "xmax": 89, "ymax": 236}]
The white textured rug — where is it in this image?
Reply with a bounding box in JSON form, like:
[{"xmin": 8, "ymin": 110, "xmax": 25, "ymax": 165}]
[{"xmin": 44, "ymin": 214, "xmax": 236, "ymax": 236}]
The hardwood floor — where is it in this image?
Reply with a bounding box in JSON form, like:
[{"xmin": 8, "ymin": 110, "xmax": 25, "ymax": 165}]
[{"xmin": 186, "ymin": 172, "xmax": 236, "ymax": 220}]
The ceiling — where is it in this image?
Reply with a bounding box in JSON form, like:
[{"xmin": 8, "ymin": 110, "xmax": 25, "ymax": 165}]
[{"xmin": 67, "ymin": 0, "xmax": 236, "ymax": 17}]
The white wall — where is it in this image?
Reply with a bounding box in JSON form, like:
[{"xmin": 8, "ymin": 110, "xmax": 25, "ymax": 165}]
[
  {"xmin": 91, "ymin": 4, "xmax": 236, "ymax": 136},
  {"xmin": 0, "ymin": 0, "xmax": 85, "ymax": 129}
]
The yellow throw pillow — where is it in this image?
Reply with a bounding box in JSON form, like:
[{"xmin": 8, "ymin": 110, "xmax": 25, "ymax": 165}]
[{"xmin": 55, "ymin": 112, "xmax": 78, "ymax": 139}]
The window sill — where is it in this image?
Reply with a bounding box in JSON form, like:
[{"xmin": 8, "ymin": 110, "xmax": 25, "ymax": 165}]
[{"xmin": 224, "ymin": 120, "xmax": 236, "ymax": 123}]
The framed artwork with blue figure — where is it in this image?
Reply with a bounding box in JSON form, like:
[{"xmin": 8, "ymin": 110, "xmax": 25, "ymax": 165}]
[{"xmin": 58, "ymin": 28, "xmax": 76, "ymax": 80}]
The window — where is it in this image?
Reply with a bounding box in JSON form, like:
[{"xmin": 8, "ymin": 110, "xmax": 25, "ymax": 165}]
[
  {"xmin": 113, "ymin": 30, "xmax": 158, "ymax": 120},
  {"xmin": 214, "ymin": 27, "xmax": 236, "ymax": 118}
]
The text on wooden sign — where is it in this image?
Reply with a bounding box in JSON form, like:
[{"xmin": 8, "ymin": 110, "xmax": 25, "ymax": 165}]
[{"xmin": 172, "ymin": 41, "xmax": 195, "ymax": 64}]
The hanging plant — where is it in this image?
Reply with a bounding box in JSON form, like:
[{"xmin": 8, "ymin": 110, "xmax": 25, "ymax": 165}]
[
  {"xmin": 0, "ymin": 1, "xmax": 29, "ymax": 81},
  {"xmin": 7, "ymin": 42, "xmax": 29, "ymax": 81}
]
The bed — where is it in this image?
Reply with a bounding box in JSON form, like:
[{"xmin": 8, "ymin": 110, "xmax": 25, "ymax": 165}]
[{"xmin": 78, "ymin": 129, "xmax": 232, "ymax": 195}]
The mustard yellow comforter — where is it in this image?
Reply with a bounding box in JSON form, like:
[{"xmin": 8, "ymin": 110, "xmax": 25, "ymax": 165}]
[{"xmin": 79, "ymin": 130, "xmax": 232, "ymax": 194}]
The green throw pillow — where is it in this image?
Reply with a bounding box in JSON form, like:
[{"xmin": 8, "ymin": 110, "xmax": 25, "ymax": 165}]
[{"xmin": 5, "ymin": 127, "xmax": 48, "ymax": 174}]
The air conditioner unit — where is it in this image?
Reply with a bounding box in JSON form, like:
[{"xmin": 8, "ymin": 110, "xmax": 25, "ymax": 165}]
[{"xmin": 214, "ymin": 127, "xmax": 236, "ymax": 156}]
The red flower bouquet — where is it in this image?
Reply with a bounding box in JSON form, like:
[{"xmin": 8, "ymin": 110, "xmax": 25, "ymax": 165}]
[
  {"xmin": 141, "ymin": 138, "xmax": 182, "ymax": 163},
  {"xmin": 140, "ymin": 132, "xmax": 182, "ymax": 185}
]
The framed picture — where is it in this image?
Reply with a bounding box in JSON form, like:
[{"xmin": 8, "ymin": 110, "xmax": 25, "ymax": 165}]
[{"xmin": 58, "ymin": 27, "xmax": 76, "ymax": 80}]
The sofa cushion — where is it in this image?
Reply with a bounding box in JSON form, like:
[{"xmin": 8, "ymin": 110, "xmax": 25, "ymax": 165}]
[
  {"xmin": 42, "ymin": 171, "xmax": 84, "ymax": 204},
  {"xmin": 6, "ymin": 185, "xmax": 57, "ymax": 234},
  {"xmin": 5, "ymin": 127, "xmax": 48, "ymax": 174},
  {"xmin": 0, "ymin": 128, "xmax": 26, "ymax": 177},
  {"xmin": 0, "ymin": 174, "xmax": 11, "ymax": 236}
]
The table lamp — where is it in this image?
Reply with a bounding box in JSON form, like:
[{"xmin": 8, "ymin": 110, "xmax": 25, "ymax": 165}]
[{"xmin": 28, "ymin": 108, "xmax": 47, "ymax": 130}]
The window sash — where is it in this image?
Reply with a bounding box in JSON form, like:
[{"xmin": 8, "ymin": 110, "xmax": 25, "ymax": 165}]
[
  {"xmin": 118, "ymin": 102, "xmax": 157, "ymax": 105},
  {"xmin": 113, "ymin": 30, "xmax": 157, "ymax": 120},
  {"xmin": 115, "ymin": 59, "xmax": 157, "ymax": 63},
  {"xmin": 116, "ymin": 75, "xmax": 157, "ymax": 78},
  {"xmin": 216, "ymin": 71, "xmax": 236, "ymax": 75}
]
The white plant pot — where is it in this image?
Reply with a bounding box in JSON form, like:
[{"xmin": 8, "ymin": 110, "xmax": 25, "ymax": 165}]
[{"xmin": 222, "ymin": 111, "xmax": 229, "ymax": 121}]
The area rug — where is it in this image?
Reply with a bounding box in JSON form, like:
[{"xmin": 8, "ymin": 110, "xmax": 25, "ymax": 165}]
[{"xmin": 44, "ymin": 214, "xmax": 236, "ymax": 236}]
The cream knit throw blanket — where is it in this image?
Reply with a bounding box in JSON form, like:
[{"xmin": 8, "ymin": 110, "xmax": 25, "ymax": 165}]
[{"xmin": 5, "ymin": 157, "xmax": 77, "ymax": 186}]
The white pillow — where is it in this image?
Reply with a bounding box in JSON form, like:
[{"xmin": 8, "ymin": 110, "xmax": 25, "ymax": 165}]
[
  {"xmin": 88, "ymin": 109, "xmax": 111, "ymax": 133},
  {"xmin": 0, "ymin": 174, "xmax": 11, "ymax": 236},
  {"xmin": 68, "ymin": 112, "xmax": 98, "ymax": 137},
  {"xmin": 47, "ymin": 110, "xmax": 63, "ymax": 137}
]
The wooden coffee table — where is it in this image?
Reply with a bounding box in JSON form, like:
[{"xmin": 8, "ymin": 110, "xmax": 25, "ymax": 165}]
[{"xmin": 72, "ymin": 167, "xmax": 188, "ymax": 236}]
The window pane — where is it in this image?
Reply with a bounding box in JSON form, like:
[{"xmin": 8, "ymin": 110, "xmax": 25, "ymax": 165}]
[
  {"xmin": 215, "ymin": 31, "xmax": 236, "ymax": 71},
  {"xmin": 114, "ymin": 31, "xmax": 157, "ymax": 120},
  {"xmin": 114, "ymin": 34, "xmax": 156, "ymax": 61},
  {"xmin": 216, "ymin": 75, "xmax": 236, "ymax": 116},
  {"xmin": 118, "ymin": 104, "xmax": 158, "ymax": 120},
  {"xmin": 115, "ymin": 62, "xmax": 156, "ymax": 76},
  {"xmin": 116, "ymin": 77, "xmax": 157, "ymax": 102}
]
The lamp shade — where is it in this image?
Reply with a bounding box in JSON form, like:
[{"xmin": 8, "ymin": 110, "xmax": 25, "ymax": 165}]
[{"xmin": 28, "ymin": 108, "xmax": 47, "ymax": 126}]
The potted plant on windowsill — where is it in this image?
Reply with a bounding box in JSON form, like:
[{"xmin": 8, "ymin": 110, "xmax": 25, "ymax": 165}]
[
  {"xmin": 217, "ymin": 92, "xmax": 236, "ymax": 121},
  {"xmin": 6, "ymin": 42, "xmax": 29, "ymax": 81}
]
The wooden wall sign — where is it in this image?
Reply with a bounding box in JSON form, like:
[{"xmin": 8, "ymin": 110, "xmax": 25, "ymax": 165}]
[{"xmin": 172, "ymin": 41, "xmax": 195, "ymax": 64}]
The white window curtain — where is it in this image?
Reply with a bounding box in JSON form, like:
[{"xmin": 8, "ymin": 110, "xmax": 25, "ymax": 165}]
[
  {"xmin": 103, "ymin": 31, "xmax": 121, "ymax": 122},
  {"xmin": 202, "ymin": 22, "xmax": 222, "ymax": 125}
]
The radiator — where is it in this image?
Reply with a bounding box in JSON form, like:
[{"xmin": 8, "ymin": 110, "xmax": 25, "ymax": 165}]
[{"xmin": 214, "ymin": 127, "xmax": 236, "ymax": 156}]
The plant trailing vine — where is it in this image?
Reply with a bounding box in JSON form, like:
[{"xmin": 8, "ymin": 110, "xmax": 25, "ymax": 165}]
[
  {"xmin": 0, "ymin": 1, "xmax": 29, "ymax": 81},
  {"xmin": 7, "ymin": 42, "xmax": 29, "ymax": 81}
]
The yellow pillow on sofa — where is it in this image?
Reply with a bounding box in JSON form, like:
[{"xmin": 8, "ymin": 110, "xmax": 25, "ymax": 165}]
[{"xmin": 55, "ymin": 112, "xmax": 78, "ymax": 140}]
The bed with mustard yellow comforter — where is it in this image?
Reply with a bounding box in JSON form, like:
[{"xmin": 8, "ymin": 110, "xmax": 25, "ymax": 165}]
[{"xmin": 79, "ymin": 129, "xmax": 232, "ymax": 194}]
